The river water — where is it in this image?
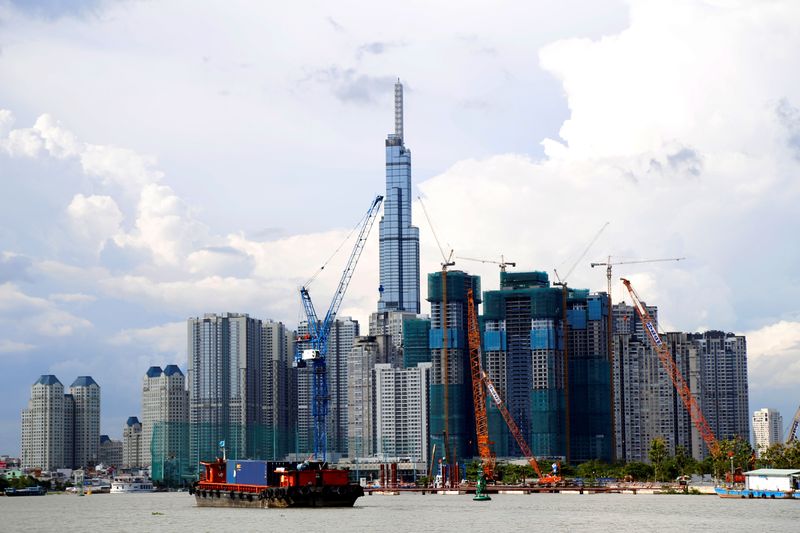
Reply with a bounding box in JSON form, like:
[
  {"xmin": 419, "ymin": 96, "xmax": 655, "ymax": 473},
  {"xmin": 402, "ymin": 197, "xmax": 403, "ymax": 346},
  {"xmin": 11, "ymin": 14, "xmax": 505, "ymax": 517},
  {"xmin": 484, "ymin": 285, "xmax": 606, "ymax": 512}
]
[{"xmin": 2, "ymin": 491, "xmax": 798, "ymax": 532}]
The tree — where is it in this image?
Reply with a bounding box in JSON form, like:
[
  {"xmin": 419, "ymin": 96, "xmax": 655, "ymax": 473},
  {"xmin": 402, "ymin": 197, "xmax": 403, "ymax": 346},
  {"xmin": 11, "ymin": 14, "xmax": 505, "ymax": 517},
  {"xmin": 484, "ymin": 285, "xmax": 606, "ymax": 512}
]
[
  {"xmin": 623, "ymin": 462, "xmax": 654, "ymax": 482},
  {"xmin": 649, "ymin": 438, "xmax": 668, "ymax": 482},
  {"xmin": 713, "ymin": 437, "xmax": 754, "ymax": 479}
]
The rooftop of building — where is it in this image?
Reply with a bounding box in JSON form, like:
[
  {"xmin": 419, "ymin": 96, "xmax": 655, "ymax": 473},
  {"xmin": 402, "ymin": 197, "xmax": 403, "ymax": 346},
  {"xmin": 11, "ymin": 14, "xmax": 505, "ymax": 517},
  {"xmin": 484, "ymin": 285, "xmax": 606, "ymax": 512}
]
[
  {"xmin": 100, "ymin": 435, "xmax": 110, "ymax": 444},
  {"xmin": 126, "ymin": 416, "xmax": 140, "ymax": 426},
  {"xmin": 70, "ymin": 376, "xmax": 98, "ymax": 387},
  {"xmin": 34, "ymin": 375, "xmax": 61, "ymax": 386},
  {"xmin": 163, "ymin": 364, "xmax": 183, "ymax": 377},
  {"xmin": 146, "ymin": 366, "xmax": 163, "ymax": 378},
  {"xmin": 745, "ymin": 469, "xmax": 800, "ymax": 477}
]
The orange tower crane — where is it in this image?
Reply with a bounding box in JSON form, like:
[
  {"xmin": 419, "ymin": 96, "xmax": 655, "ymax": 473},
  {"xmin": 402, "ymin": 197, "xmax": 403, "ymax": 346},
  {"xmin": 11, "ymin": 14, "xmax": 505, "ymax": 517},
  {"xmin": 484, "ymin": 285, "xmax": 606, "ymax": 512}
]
[
  {"xmin": 467, "ymin": 288, "xmax": 495, "ymax": 479},
  {"xmin": 620, "ymin": 278, "xmax": 720, "ymax": 458}
]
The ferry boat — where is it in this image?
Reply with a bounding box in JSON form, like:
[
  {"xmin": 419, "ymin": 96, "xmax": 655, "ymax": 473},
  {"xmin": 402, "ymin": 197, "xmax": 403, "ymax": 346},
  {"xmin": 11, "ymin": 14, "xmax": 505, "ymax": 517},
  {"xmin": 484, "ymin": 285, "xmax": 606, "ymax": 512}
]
[
  {"xmin": 4, "ymin": 486, "xmax": 47, "ymax": 496},
  {"xmin": 110, "ymin": 476, "xmax": 156, "ymax": 493},
  {"xmin": 190, "ymin": 457, "xmax": 363, "ymax": 508}
]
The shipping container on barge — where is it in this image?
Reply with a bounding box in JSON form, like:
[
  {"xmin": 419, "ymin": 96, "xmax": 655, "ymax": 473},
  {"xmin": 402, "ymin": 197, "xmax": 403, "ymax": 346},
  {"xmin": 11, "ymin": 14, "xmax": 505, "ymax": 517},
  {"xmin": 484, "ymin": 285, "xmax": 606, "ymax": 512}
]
[{"xmin": 189, "ymin": 457, "xmax": 364, "ymax": 508}]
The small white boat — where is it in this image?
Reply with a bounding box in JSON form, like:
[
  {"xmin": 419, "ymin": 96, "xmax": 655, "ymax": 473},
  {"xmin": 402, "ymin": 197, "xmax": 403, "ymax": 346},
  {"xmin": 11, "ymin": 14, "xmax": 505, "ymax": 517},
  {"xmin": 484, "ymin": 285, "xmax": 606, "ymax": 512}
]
[{"xmin": 110, "ymin": 476, "xmax": 156, "ymax": 493}]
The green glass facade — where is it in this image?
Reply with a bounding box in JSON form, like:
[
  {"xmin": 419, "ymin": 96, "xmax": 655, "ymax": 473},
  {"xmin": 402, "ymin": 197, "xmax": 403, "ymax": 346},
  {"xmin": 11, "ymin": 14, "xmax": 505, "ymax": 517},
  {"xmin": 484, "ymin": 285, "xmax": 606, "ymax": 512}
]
[
  {"xmin": 481, "ymin": 271, "xmax": 612, "ymax": 463},
  {"xmin": 402, "ymin": 316, "xmax": 431, "ymax": 368},
  {"xmin": 427, "ymin": 270, "xmax": 480, "ymax": 464}
]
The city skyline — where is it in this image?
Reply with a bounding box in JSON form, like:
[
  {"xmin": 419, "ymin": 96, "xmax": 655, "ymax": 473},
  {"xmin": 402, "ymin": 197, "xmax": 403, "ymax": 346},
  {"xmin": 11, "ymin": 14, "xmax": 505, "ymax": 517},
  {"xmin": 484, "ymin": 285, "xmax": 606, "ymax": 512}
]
[{"xmin": 1, "ymin": 1, "xmax": 799, "ymax": 453}]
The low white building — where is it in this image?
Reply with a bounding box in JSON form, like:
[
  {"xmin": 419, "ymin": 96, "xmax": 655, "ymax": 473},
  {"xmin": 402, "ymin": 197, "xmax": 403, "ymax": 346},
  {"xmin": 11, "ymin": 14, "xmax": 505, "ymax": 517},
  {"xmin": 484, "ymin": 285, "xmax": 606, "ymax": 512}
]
[{"xmin": 745, "ymin": 469, "xmax": 800, "ymax": 492}]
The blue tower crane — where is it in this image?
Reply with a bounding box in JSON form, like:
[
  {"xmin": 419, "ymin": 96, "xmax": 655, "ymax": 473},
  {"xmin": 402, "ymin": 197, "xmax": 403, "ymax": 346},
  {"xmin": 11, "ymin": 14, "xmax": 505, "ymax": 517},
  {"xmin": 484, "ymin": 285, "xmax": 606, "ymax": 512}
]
[{"xmin": 295, "ymin": 194, "xmax": 384, "ymax": 460}]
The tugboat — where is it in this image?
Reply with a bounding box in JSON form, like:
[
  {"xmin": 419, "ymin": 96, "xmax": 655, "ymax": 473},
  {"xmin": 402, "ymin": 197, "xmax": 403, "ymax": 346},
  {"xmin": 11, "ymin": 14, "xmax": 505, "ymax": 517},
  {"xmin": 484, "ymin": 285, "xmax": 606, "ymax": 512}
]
[{"xmin": 190, "ymin": 457, "xmax": 364, "ymax": 508}]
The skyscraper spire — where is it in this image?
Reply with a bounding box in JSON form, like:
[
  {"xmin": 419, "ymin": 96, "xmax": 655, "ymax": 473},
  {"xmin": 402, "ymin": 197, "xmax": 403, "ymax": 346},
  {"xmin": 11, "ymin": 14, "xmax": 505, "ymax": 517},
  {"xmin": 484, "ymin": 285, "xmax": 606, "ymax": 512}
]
[{"xmin": 394, "ymin": 79, "xmax": 403, "ymax": 142}]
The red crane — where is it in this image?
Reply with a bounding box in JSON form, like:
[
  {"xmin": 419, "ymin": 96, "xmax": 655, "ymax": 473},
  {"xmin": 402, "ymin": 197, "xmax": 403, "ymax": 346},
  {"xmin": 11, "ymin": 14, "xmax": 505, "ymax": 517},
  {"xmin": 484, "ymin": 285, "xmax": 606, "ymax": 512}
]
[
  {"xmin": 467, "ymin": 288, "xmax": 495, "ymax": 478},
  {"xmin": 620, "ymin": 278, "xmax": 720, "ymax": 458},
  {"xmin": 466, "ymin": 288, "xmax": 561, "ymax": 484}
]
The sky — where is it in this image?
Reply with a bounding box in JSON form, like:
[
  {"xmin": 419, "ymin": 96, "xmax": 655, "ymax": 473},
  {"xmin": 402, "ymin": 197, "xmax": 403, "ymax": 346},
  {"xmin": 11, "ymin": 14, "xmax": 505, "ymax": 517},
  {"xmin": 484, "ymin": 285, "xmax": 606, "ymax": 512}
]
[{"xmin": 1, "ymin": 0, "xmax": 799, "ymax": 454}]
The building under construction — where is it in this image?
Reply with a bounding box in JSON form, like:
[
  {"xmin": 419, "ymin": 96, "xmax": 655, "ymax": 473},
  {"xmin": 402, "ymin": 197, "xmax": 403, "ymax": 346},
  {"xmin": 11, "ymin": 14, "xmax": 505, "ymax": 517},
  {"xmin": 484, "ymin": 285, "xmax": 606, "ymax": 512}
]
[
  {"xmin": 428, "ymin": 270, "xmax": 481, "ymax": 464},
  {"xmin": 481, "ymin": 271, "xmax": 613, "ymax": 463}
]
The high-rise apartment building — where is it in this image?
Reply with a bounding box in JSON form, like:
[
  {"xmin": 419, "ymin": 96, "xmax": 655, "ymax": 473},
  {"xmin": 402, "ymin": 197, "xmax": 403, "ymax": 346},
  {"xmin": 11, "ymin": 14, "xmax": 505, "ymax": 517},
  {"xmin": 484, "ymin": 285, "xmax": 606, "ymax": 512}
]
[
  {"xmin": 694, "ymin": 331, "xmax": 749, "ymax": 443},
  {"xmin": 142, "ymin": 365, "xmax": 189, "ymax": 481},
  {"xmin": 70, "ymin": 376, "xmax": 100, "ymax": 468},
  {"xmin": 378, "ymin": 80, "xmax": 420, "ymax": 314},
  {"xmin": 402, "ymin": 316, "xmax": 431, "ymax": 368},
  {"xmin": 99, "ymin": 435, "xmax": 123, "ymax": 467},
  {"xmin": 188, "ymin": 313, "xmax": 264, "ymax": 465},
  {"xmin": 613, "ymin": 302, "xmax": 748, "ymax": 462},
  {"xmin": 122, "ymin": 416, "xmax": 143, "ymax": 468},
  {"xmin": 346, "ymin": 336, "xmax": 382, "ymax": 459},
  {"xmin": 482, "ymin": 271, "xmax": 612, "ymax": 462},
  {"xmin": 21, "ymin": 375, "xmax": 66, "ymax": 471},
  {"xmin": 428, "ymin": 270, "xmax": 480, "ymax": 462},
  {"xmin": 21, "ymin": 374, "xmax": 101, "ymax": 470},
  {"xmin": 752, "ymin": 408, "xmax": 783, "ymax": 457},
  {"xmin": 370, "ymin": 310, "xmax": 417, "ymax": 367},
  {"xmin": 374, "ymin": 362, "xmax": 431, "ymax": 462},
  {"xmin": 261, "ymin": 320, "xmax": 295, "ymax": 460}
]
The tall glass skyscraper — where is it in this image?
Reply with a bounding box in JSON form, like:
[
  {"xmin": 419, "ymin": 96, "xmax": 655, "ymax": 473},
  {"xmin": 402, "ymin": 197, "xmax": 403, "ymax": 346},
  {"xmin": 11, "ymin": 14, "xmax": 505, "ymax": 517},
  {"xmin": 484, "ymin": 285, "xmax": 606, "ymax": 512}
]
[{"xmin": 378, "ymin": 79, "xmax": 420, "ymax": 314}]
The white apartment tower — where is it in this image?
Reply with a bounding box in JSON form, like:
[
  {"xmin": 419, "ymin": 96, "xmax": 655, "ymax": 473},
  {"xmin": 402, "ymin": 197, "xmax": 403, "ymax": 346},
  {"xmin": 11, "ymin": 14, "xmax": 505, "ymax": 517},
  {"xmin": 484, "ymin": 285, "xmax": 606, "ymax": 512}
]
[
  {"xmin": 21, "ymin": 375, "xmax": 66, "ymax": 470},
  {"xmin": 346, "ymin": 336, "xmax": 381, "ymax": 459},
  {"xmin": 142, "ymin": 365, "xmax": 188, "ymax": 468},
  {"xmin": 752, "ymin": 408, "xmax": 783, "ymax": 457},
  {"xmin": 374, "ymin": 362, "xmax": 431, "ymax": 462},
  {"xmin": 70, "ymin": 376, "xmax": 100, "ymax": 468}
]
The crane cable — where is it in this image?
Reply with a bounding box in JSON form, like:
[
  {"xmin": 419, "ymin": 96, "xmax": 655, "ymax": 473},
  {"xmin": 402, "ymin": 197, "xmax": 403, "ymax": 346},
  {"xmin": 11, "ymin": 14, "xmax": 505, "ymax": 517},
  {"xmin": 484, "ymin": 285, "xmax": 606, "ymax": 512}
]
[{"xmin": 303, "ymin": 203, "xmax": 376, "ymax": 288}]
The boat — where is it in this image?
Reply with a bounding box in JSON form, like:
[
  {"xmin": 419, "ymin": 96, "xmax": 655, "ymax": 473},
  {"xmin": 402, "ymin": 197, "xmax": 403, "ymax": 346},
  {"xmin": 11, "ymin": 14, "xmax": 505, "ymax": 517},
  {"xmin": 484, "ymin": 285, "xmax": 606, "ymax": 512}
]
[
  {"xmin": 110, "ymin": 476, "xmax": 156, "ymax": 493},
  {"xmin": 715, "ymin": 468, "xmax": 800, "ymax": 499},
  {"xmin": 714, "ymin": 486, "xmax": 799, "ymax": 499},
  {"xmin": 190, "ymin": 457, "xmax": 364, "ymax": 508},
  {"xmin": 4, "ymin": 486, "xmax": 47, "ymax": 496}
]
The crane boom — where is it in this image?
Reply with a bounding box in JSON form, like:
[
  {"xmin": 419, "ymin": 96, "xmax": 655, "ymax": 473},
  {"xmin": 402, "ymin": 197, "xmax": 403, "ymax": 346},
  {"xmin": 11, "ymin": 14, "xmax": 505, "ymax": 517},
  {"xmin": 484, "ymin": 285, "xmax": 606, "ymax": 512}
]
[
  {"xmin": 787, "ymin": 404, "xmax": 800, "ymax": 444},
  {"xmin": 481, "ymin": 371, "xmax": 562, "ymax": 484},
  {"xmin": 296, "ymin": 194, "xmax": 383, "ymax": 460},
  {"xmin": 620, "ymin": 277, "xmax": 720, "ymax": 458},
  {"xmin": 467, "ymin": 288, "xmax": 495, "ymax": 478}
]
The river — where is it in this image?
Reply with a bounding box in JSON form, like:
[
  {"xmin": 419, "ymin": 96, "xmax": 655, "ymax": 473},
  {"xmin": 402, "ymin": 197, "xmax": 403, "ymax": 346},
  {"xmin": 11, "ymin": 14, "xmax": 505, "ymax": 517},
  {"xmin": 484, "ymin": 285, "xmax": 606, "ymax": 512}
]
[{"xmin": 1, "ymin": 491, "xmax": 798, "ymax": 532}]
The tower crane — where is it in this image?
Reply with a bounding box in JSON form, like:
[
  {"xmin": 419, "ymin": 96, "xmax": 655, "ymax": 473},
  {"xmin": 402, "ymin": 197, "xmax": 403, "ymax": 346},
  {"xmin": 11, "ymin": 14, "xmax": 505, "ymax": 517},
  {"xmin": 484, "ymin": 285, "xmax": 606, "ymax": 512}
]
[
  {"xmin": 620, "ymin": 278, "xmax": 720, "ymax": 458},
  {"xmin": 786, "ymin": 404, "xmax": 800, "ymax": 444},
  {"xmin": 296, "ymin": 194, "xmax": 383, "ymax": 460},
  {"xmin": 552, "ymin": 221, "xmax": 608, "ymax": 461},
  {"xmin": 457, "ymin": 255, "xmax": 516, "ymax": 272},
  {"xmin": 418, "ymin": 195, "xmax": 456, "ymax": 486},
  {"xmin": 590, "ymin": 254, "xmax": 683, "ymax": 459}
]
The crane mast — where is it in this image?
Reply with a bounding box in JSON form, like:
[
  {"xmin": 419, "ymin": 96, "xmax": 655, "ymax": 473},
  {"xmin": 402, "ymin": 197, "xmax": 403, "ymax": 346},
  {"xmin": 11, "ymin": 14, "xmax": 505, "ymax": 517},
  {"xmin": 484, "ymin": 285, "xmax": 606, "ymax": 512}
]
[
  {"xmin": 466, "ymin": 288, "xmax": 495, "ymax": 478},
  {"xmin": 296, "ymin": 194, "xmax": 383, "ymax": 460},
  {"xmin": 620, "ymin": 277, "xmax": 720, "ymax": 458}
]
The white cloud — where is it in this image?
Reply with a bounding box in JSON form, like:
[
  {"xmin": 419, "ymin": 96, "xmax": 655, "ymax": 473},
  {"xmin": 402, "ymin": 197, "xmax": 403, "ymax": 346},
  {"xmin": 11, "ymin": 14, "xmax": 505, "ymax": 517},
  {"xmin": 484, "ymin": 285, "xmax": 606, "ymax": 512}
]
[
  {"xmin": 0, "ymin": 340, "xmax": 36, "ymax": 354},
  {"xmin": 110, "ymin": 321, "xmax": 185, "ymax": 359},
  {"xmin": 66, "ymin": 194, "xmax": 123, "ymax": 253},
  {"xmin": 49, "ymin": 292, "xmax": 97, "ymax": 303},
  {"xmin": 745, "ymin": 320, "xmax": 800, "ymax": 389},
  {"xmin": 0, "ymin": 283, "xmax": 92, "ymax": 337}
]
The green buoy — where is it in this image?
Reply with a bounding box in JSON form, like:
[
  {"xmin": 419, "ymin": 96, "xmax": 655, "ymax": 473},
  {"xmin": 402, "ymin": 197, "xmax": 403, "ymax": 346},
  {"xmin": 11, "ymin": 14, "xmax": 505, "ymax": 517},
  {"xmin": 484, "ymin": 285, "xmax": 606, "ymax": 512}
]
[{"xmin": 473, "ymin": 472, "xmax": 491, "ymax": 501}]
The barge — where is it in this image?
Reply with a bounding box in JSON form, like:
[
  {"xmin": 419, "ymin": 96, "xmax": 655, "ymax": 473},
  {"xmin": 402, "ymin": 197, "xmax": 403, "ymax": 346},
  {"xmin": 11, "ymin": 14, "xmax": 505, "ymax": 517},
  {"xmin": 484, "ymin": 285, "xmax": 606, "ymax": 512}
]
[{"xmin": 190, "ymin": 457, "xmax": 363, "ymax": 508}]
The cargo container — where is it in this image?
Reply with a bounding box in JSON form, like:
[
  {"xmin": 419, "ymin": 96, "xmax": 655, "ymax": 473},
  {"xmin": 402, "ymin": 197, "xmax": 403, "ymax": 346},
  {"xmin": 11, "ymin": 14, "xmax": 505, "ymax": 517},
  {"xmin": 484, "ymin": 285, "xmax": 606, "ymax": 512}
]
[{"xmin": 226, "ymin": 460, "xmax": 268, "ymax": 486}]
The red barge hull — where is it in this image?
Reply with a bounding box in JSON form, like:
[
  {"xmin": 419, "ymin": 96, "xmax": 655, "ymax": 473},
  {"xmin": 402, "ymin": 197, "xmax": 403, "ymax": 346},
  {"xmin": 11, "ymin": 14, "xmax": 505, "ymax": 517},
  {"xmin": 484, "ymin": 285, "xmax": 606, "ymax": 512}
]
[{"xmin": 190, "ymin": 458, "xmax": 363, "ymax": 508}]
